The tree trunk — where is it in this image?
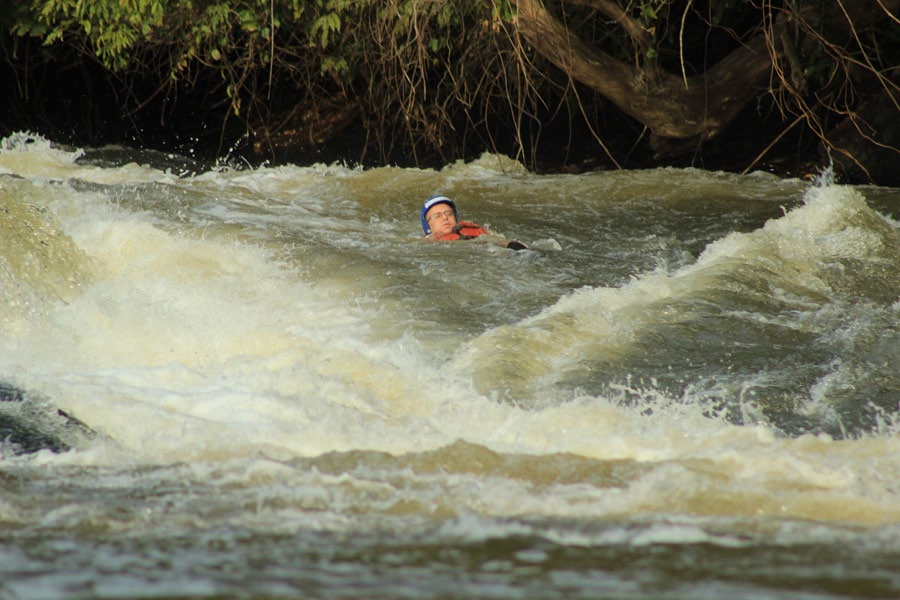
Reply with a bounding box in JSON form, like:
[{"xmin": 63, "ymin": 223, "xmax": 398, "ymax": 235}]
[{"xmin": 509, "ymin": 0, "xmax": 780, "ymax": 154}]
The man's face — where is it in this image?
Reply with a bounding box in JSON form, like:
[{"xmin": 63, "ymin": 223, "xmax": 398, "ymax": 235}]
[{"xmin": 425, "ymin": 204, "xmax": 457, "ymax": 236}]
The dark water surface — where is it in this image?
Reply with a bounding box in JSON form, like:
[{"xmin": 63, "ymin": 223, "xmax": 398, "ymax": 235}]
[{"xmin": 1, "ymin": 134, "xmax": 900, "ymax": 599}]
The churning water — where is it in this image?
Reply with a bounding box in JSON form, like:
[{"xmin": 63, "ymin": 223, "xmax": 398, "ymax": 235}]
[{"xmin": 2, "ymin": 133, "xmax": 900, "ymax": 599}]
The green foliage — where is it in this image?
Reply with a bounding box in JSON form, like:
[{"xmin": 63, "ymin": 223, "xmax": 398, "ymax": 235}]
[
  {"xmin": 31, "ymin": 0, "xmax": 166, "ymax": 70},
  {"xmin": 635, "ymin": 0, "xmax": 668, "ymax": 61},
  {"xmin": 321, "ymin": 54, "xmax": 349, "ymax": 78},
  {"xmin": 9, "ymin": 0, "xmax": 891, "ymax": 174},
  {"xmin": 9, "ymin": 0, "xmax": 293, "ymax": 72},
  {"xmin": 638, "ymin": 0, "xmax": 661, "ymax": 23},
  {"xmin": 7, "ymin": 0, "xmax": 490, "ymax": 80},
  {"xmin": 491, "ymin": 0, "xmax": 513, "ymax": 22},
  {"xmin": 308, "ymin": 0, "xmax": 356, "ymax": 49},
  {"xmin": 4, "ymin": 0, "xmax": 501, "ymax": 157}
]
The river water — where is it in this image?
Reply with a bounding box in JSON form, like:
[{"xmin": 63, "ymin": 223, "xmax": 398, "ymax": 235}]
[{"xmin": 1, "ymin": 133, "xmax": 900, "ymax": 599}]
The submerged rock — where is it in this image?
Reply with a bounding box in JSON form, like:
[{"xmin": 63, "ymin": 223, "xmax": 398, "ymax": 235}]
[{"xmin": 0, "ymin": 382, "xmax": 94, "ymax": 455}]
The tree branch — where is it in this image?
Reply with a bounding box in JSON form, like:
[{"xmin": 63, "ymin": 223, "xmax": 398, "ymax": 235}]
[
  {"xmin": 563, "ymin": 0, "xmax": 652, "ymax": 51},
  {"xmin": 510, "ymin": 0, "xmax": 779, "ymax": 144}
]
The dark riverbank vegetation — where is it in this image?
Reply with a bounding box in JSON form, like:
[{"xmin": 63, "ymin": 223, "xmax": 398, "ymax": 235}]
[{"xmin": 1, "ymin": 0, "xmax": 898, "ymax": 183}]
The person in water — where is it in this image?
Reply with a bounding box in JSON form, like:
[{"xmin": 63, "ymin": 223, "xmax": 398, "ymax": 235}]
[
  {"xmin": 420, "ymin": 195, "xmax": 489, "ymax": 241},
  {"xmin": 420, "ymin": 195, "xmax": 528, "ymax": 249}
]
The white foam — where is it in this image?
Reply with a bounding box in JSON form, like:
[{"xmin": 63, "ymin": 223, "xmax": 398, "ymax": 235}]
[{"xmin": 3, "ymin": 156, "xmax": 900, "ymax": 530}]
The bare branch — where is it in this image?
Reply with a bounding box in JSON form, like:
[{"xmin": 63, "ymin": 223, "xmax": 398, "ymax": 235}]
[
  {"xmin": 875, "ymin": 0, "xmax": 900, "ymax": 24},
  {"xmin": 563, "ymin": 0, "xmax": 652, "ymax": 50},
  {"xmin": 510, "ymin": 0, "xmax": 778, "ymax": 143}
]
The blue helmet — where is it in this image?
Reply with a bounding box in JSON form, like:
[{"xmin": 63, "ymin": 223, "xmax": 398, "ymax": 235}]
[{"xmin": 420, "ymin": 195, "xmax": 459, "ymax": 234}]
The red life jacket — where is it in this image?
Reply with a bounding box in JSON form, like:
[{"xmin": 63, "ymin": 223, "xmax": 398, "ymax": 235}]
[{"xmin": 432, "ymin": 221, "xmax": 489, "ymax": 241}]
